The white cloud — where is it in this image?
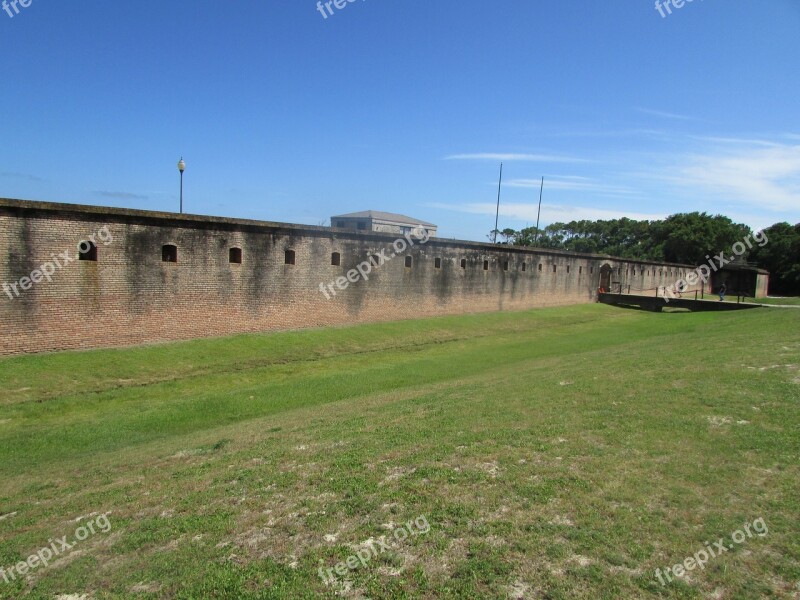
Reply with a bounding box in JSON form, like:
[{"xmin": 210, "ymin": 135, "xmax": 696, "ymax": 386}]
[
  {"xmin": 687, "ymin": 135, "xmax": 783, "ymax": 148},
  {"xmin": 550, "ymin": 128, "xmax": 674, "ymax": 140},
  {"xmin": 636, "ymin": 107, "xmax": 692, "ymax": 121},
  {"xmin": 429, "ymin": 201, "xmax": 666, "ymax": 224},
  {"xmin": 442, "ymin": 134, "xmax": 800, "ymax": 232},
  {"xmin": 505, "ymin": 176, "xmax": 636, "ymax": 195},
  {"xmin": 669, "ymin": 142, "xmax": 800, "ymax": 212},
  {"xmin": 444, "ymin": 153, "xmax": 587, "ymax": 163}
]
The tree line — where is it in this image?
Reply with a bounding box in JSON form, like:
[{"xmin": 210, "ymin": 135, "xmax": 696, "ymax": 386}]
[{"xmin": 491, "ymin": 212, "xmax": 800, "ymax": 295}]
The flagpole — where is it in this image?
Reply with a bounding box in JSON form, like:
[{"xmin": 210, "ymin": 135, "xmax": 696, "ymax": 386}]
[
  {"xmin": 493, "ymin": 162, "xmax": 503, "ymax": 243},
  {"xmin": 534, "ymin": 176, "xmax": 544, "ymax": 245}
]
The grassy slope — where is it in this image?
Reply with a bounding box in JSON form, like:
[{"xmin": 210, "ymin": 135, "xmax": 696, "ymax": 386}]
[{"xmin": 0, "ymin": 305, "xmax": 798, "ymax": 599}]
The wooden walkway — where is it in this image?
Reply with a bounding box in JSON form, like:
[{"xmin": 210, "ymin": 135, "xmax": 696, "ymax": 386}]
[{"xmin": 598, "ymin": 293, "xmax": 763, "ymax": 312}]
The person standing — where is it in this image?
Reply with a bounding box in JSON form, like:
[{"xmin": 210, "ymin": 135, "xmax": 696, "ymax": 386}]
[{"xmin": 719, "ymin": 282, "xmax": 727, "ymax": 301}]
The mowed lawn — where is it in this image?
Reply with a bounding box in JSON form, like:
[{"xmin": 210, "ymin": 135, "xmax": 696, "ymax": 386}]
[{"xmin": 0, "ymin": 305, "xmax": 798, "ymax": 599}]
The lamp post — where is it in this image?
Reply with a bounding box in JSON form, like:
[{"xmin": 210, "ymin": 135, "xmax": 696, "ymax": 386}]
[{"xmin": 177, "ymin": 157, "xmax": 186, "ymax": 213}]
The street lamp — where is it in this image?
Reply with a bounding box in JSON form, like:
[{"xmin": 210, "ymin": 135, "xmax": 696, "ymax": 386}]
[{"xmin": 177, "ymin": 157, "xmax": 186, "ymax": 213}]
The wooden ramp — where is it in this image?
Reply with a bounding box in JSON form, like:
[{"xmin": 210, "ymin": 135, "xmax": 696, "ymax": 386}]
[{"xmin": 598, "ymin": 293, "xmax": 763, "ymax": 312}]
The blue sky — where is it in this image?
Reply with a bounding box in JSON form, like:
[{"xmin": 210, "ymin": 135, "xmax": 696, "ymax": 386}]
[{"xmin": 1, "ymin": 0, "xmax": 798, "ymax": 241}]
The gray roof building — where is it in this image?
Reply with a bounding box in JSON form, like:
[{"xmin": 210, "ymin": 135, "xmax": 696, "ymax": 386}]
[{"xmin": 330, "ymin": 211, "xmax": 437, "ymax": 237}]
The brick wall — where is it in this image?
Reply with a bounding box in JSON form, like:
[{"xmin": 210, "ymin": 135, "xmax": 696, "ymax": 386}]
[{"xmin": 0, "ymin": 199, "xmax": 699, "ymax": 356}]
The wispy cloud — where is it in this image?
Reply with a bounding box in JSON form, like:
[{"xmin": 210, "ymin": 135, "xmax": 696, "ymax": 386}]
[
  {"xmin": 92, "ymin": 190, "xmax": 149, "ymax": 200},
  {"xmin": 636, "ymin": 107, "xmax": 692, "ymax": 121},
  {"xmin": 1, "ymin": 172, "xmax": 44, "ymax": 182},
  {"xmin": 441, "ymin": 132, "xmax": 799, "ymax": 233},
  {"xmin": 550, "ymin": 128, "xmax": 675, "ymax": 140},
  {"xmin": 664, "ymin": 141, "xmax": 800, "ymax": 212},
  {"xmin": 505, "ymin": 175, "xmax": 636, "ymax": 195},
  {"xmin": 687, "ymin": 135, "xmax": 782, "ymax": 148},
  {"xmin": 445, "ymin": 153, "xmax": 588, "ymax": 163},
  {"xmin": 429, "ymin": 201, "xmax": 666, "ymax": 224}
]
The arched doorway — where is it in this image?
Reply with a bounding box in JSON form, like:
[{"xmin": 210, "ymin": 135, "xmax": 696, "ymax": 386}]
[{"xmin": 599, "ymin": 264, "xmax": 612, "ymax": 292}]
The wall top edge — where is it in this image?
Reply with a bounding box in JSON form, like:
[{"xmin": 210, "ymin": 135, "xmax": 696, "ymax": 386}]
[{"xmin": 0, "ymin": 197, "xmax": 695, "ymax": 269}]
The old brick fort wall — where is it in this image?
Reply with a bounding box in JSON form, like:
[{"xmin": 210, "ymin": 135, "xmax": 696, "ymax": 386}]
[{"xmin": 0, "ymin": 199, "xmax": 699, "ymax": 356}]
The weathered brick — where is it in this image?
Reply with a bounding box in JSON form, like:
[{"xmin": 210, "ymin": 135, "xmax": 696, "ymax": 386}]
[{"xmin": 0, "ymin": 199, "xmax": 699, "ymax": 356}]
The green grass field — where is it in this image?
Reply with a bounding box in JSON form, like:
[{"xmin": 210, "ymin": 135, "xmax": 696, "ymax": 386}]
[{"xmin": 1, "ymin": 305, "xmax": 798, "ymax": 599}]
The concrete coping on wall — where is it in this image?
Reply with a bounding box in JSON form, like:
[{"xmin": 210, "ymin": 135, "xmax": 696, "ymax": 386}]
[{"xmin": 0, "ymin": 197, "xmax": 695, "ymax": 270}]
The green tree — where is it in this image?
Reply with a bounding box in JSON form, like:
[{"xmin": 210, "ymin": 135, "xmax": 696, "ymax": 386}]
[
  {"xmin": 654, "ymin": 213, "xmax": 752, "ymax": 265},
  {"xmin": 749, "ymin": 222, "xmax": 800, "ymax": 295},
  {"xmin": 492, "ymin": 212, "xmax": 766, "ymax": 271}
]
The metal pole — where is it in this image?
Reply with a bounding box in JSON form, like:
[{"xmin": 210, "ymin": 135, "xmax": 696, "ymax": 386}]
[
  {"xmin": 180, "ymin": 170, "xmax": 184, "ymax": 214},
  {"xmin": 493, "ymin": 163, "xmax": 503, "ymax": 244},
  {"xmin": 535, "ymin": 176, "xmax": 544, "ymax": 245}
]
